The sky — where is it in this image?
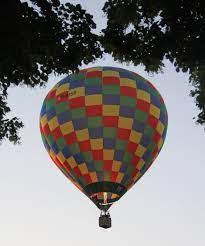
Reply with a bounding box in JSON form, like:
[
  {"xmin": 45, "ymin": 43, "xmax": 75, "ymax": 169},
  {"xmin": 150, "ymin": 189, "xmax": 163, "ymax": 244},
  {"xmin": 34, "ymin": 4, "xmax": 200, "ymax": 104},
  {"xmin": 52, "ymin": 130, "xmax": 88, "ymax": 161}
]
[{"xmin": 0, "ymin": 1, "xmax": 205, "ymax": 245}]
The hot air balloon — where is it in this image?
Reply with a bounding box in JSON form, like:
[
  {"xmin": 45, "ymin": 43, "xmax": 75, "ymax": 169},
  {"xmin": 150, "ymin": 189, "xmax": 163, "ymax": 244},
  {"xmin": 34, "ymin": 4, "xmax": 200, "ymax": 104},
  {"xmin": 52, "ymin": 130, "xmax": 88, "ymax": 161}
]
[{"xmin": 40, "ymin": 66, "xmax": 168, "ymax": 228}]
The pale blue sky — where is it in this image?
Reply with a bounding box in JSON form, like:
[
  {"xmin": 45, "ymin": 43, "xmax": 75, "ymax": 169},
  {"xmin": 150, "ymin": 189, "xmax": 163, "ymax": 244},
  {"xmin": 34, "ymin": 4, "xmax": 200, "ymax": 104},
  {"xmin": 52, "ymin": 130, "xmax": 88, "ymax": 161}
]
[{"xmin": 0, "ymin": 1, "xmax": 205, "ymax": 245}]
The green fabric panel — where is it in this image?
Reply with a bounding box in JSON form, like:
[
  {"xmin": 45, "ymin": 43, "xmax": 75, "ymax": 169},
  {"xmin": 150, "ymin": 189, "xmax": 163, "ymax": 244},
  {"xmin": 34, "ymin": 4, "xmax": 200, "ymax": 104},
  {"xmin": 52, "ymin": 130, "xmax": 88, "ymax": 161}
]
[
  {"xmin": 85, "ymin": 77, "xmax": 101, "ymax": 86},
  {"xmin": 126, "ymin": 164, "xmax": 134, "ymax": 176},
  {"xmin": 104, "ymin": 171, "xmax": 111, "ymax": 181},
  {"xmin": 147, "ymin": 142, "xmax": 156, "ymax": 152},
  {"xmin": 82, "ymin": 151, "xmax": 93, "ymax": 162},
  {"xmin": 69, "ymin": 143, "xmax": 80, "ymax": 155},
  {"xmin": 47, "ymin": 134, "xmax": 54, "ymax": 146},
  {"xmin": 46, "ymin": 98, "xmax": 55, "ymax": 109},
  {"xmin": 115, "ymin": 140, "xmax": 127, "ymax": 150},
  {"xmin": 88, "ymin": 116, "xmax": 102, "ymax": 128},
  {"xmin": 78, "ymin": 176, "xmax": 87, "ymax": 187},
  {"xmin": 122, "ymin": 152, "xmax": 133, "ymax": 164},
  {"xmin": 150, "ymin": 87, "xmax": 160, "ymax": 98},
  {"xmin": 103, "ymin": 85, "xmax": 120, "ymax": 95},
  {"xmin": 103, "ymin": 127, "xmax": 117, "ymax": 138},
  {"xmin": 144, "ymin": 125, "xmax": 155, "ymax": 138},
  {"xmin": 56, "ymin": 137, "xmax": 66, "ymax": 149},
  {"xmin": 71, "ymin": 108, "xmax": 86, "ymax": 119},
  {"xmin": 56, "ymin": 102, "xmax": 69, "ymax": 114},
  {"xmin": 120, "ymin": 96, "xmax": 136, "ymax": 107},
  {"xmin": 69, "ymin": 73, "xmax": 85, "ymax": 82},
  {"xmin": 135, "ymin": 109, "xmax": 148, "ymax": 122},
  {"xmin": 94, "ymin": 161, "xmax": 104, "ymax": 171}
]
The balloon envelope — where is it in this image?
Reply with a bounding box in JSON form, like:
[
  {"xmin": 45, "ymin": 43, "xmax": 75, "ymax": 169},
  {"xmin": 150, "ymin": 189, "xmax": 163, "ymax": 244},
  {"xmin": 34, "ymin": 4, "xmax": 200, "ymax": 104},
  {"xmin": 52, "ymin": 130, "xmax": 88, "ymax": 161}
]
[{"xmin": 40, "ymin": 66, "xmax": 168, "ymax": 211}]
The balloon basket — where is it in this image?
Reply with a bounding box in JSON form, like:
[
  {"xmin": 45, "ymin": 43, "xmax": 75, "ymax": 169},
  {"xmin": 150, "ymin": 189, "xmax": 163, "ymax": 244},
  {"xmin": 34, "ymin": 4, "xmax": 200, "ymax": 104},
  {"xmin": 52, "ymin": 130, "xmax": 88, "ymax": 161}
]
[{"xmin": 99, "ymin": 212, "xmax": 111, "ymax": 229}]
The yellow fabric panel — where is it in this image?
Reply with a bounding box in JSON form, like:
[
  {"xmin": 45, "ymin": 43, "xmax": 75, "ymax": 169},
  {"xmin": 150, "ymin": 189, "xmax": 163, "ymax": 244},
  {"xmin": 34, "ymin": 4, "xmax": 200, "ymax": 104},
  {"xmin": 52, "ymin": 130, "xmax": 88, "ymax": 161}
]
[
  {"xmin": 103, "ymin": 149, "xmax": 115, "ymax": 160},
  {"xmin": 104, "ymin": 174, "xmax": 110, "ymax": 182},
  {"xmin": 90, "ymin": 138, "xmax": 103, "ymax": 150},
  {"xmin": 102, "ymin": 71, "xmax": 119, "ymax": 77},
  {"xmin": 135, "ymin": 144, "xmax": 146, "ymax": 157},
  {"xmin": 158, "ymin": 137, "xmax": 164, "ymax": 149},
  {"xmin": 118, "ymin": 117, "xmax": 133, "ymax": 129},
  {"xmin": 133, "ymin": 171, "xmax": 142, "ymax": 182},
  {"xmin": 136, "ymin": 159, "xmax": 145, "ymax": 170},
  {"xmin": 150, "ymin": 104, "xmax": 160, "ymax": 119},
  {"xmin": 69, "ymin": 87, "xmax": 85, "ymax": 99},
  {"xmin": 87, "ymin": 67, "xmax": 102, "ymax": 72},
  {"xmin": 130, "ymin": 130, "xmax": 142, "ymax": 143},
  {"xmin": 111, "ymin": 194, "xmax": 119, "ymax": 199},
  {"xmin": 57, "ymin": 152, "xmax": 66, "ymax": 163},
  {"xmin": 112, "ymin": 161, "xmax": 122, "ymax": 172},
  {"xmin": 49, "ymin": 149, "xmax": 56, "ymax": 160},
  {"xmin": 79, "ymin": 163, "xmax": 88, "ymax": 175},
  {"xmin": 103, "ymin": 105, "xmax": 120, "ymax": 116},
  {"xmin": 137, "ymin": 89, "xmax": 151, "ymax": 102},
  {"xmin": 120, "ymin": 78, "xmax": 137, "ymax": 88},
  {"xmin": 156, "ymin": 121, "xmax": 165, "ymax": 135},
  {"xmin": 40, "ymin": 115, "xmax": 48, "ymax": 127},
  {"xmin": 60, "ymin": 121, "xmax": 74, "ymax": 135},
  {"xmin": 56, "ymin": 84, "xmax": 69, "ymax": 96},
  {"xmin": 116, "ymin": 172, "xmax": 124, "ymax": 183},
  {"xmin": 67, "ymin": 156, "xmax": 77, "ymax": 168},
  {"xmin": 48, "ymin": 117, "xmax": 59, "ymax": 131},
  {"xmin": 85, "ymin": 94, "xmax": 102, "ymax": 106},
  {"xmin": 90, "ymin": 172, "xmax": 98, "ymax": 182},
  {"xmin": 76, "ymin": 129, "xmax": 89, "ymax": 141}
]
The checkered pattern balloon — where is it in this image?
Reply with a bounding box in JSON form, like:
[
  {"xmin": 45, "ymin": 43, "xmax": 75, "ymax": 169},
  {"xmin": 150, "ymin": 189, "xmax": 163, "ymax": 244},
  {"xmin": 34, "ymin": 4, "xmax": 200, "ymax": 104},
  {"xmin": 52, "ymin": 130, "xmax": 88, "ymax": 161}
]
[{"xmin": 40, "ymin": 67, "xmax": 168, "ymax": 211}]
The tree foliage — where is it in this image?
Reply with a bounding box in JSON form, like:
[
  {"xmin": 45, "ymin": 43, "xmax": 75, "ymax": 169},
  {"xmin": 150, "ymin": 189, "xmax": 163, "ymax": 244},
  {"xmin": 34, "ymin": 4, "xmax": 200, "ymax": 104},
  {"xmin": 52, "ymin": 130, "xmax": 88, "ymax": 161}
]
[
  {"xmin": 0, "ymin": 0, "xmax": 102, "ymax": 143},
  {"xmin": 102, "ymin": 0, "xmax": 205, "ymax": 124},
  {"xmin": 0, "ymin": 0, "xmax": 205, "ymax": 144}
]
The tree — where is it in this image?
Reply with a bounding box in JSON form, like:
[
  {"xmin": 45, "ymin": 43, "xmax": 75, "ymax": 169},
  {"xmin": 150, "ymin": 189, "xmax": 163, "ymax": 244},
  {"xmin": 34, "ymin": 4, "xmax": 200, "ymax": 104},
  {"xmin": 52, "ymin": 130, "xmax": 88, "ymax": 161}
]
[
  {"xmin": 1, "ymin": 0, "xmax": 205, "ymax": 144},
  {"xmin": 102, "ymin": 0, "xmax": 205, "ymax": 124},
  {"xmin": 0, "ymin": 0, "xmax": 102, "ymax": 143}
]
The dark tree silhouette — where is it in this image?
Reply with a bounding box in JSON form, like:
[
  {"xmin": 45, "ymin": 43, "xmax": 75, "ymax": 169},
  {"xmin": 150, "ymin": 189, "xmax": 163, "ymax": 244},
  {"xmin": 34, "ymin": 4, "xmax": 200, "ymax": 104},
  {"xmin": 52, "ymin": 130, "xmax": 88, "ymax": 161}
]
[
  {"xmin": 102, "ymin": 0, "xmax": 205, "ymax": 124},
  {"xmin": 1, "ymin": 0, "xmax": 205, "ymax": 144},
  {"xmin": 0, "ymin": 0, "xmax": 102, "ymax": 143}
]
